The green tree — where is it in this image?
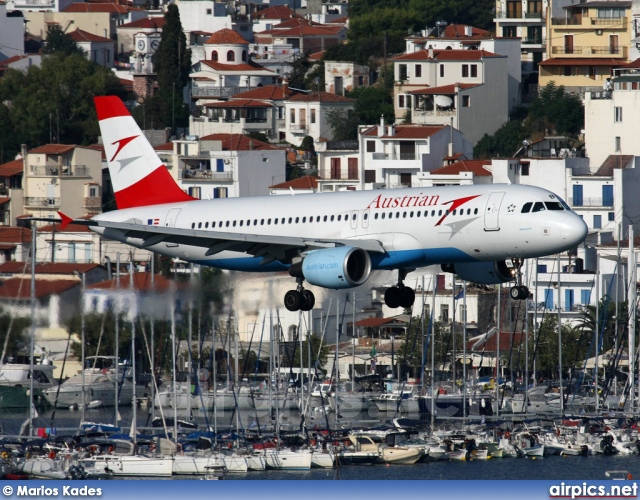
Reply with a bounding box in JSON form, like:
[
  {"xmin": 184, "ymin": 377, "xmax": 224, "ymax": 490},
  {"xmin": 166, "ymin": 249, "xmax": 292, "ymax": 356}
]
[
  {"xmin": 286, "ymin": 334, "xmax": 329, "ymax": 370},
  {"xmin": 532, "ymin": 315, "xmax": 588, "ymax": 379},
  {"xmin": 473, "ymin": 120, "xmax": 526, "ymax": 159},
  {"xmin": 0, "ymin": 54, "xmax": 127, "ymax": 159},
  {"xmin": 526, "ymin": 82, "xmax": 584, "ymax": 137},
  {"xmin": 68, "ymin": 312, "xmax": 132, "ymax": 361},
  {"xmin": 43, "ymin": 25, "xmax": 85, "ymax": 57},
  {"xmin": 152, "ymin": 4, "xmax": 192, "ymax": 130},
  {"xmin": 326, "ymin": 108, "xmax": 359, "ymax": 141}
]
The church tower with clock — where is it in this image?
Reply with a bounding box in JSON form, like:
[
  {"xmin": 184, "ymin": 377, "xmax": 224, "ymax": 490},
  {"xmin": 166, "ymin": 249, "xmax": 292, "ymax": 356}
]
[{"xmin": 132, "ymin": 32, "xmax": 161, "ymax": 99}]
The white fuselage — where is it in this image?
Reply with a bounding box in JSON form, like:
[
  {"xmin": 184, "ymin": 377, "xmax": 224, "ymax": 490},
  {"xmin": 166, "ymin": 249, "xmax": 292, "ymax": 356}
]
[{"xmin": 91, "ymin": 184, "xmax": 587, "ymax": 273}]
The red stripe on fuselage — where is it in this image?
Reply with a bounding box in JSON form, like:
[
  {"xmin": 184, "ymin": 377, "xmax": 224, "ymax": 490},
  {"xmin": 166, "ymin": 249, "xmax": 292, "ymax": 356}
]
[
  {"xmin": 114, "ymin": 166, "xmax": 194, "ymax": 209},
  {"xmin": 94, "ymin": 96, "xmax": 130, "ymax": 121}
]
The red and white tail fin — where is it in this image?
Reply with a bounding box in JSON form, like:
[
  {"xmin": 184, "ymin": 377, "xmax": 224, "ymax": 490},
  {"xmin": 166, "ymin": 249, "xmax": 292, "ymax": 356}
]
[{"xmin": 94, "ymin": 96, "xmax": 193, "ymax": 209}]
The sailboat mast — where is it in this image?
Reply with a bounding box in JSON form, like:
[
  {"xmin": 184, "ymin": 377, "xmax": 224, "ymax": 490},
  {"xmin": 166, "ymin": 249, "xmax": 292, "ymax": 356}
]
[
  {"xmin": 558, "ymin": 253, "xmax": 564, "ymax": 416},
  {"xmin": 629, "ymin": 226, "xmax": 636, "ymax": 414},
  {"xmin": 28, "ymin": 223, "xmax": 36, "ymax": 437},
  {"xmin": 130, "ymin": 262, "xmax": 137, "ymax": 443},
  {"xmin": 115, "ymin": 253, "xmax": 120, "ymax": 423}
]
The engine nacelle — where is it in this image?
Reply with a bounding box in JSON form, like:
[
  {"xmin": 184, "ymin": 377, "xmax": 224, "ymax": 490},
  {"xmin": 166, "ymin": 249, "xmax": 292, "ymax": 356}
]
[
  {"xmin": 299, "ymin": 246, "xmax": 371, "ymax": 289},
  {"xmin": 442, "ymin": 261, "xmax": 514, "ymax": 285}
]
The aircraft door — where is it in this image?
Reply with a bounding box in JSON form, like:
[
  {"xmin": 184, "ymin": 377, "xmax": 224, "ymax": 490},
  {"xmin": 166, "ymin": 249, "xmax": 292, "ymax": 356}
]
[
  {"xmin": 484, "ymin": 192, "xmax": 505, "ymax": 231},
  {"xmin": 362, "ymin": 209, "xmax": 370, "ymax": 229},
  {"xmin": 350, "ymin": 210, "xmax": 358, "ymax": 230},
  {"xmin": 164, "ymin": 208, "xmax": 181, "ymax": 248}
]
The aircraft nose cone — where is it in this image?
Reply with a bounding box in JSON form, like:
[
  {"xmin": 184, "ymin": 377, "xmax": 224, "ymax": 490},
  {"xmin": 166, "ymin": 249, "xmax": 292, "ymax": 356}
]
[{"xmin": 560, "ymin": 214, "xmax": 588, "ymax": 247}]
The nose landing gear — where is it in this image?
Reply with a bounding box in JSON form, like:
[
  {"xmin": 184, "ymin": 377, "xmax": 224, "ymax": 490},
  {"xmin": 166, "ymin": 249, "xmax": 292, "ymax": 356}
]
[
  {"xmin": 384, "ymin": 269, "xmax": 416, "ymax": 309},
  {"xmin": 284, "ymin": 279, "xmax": 315, "ymax": 312},
  {"xmin": 509, "ymin": 258, "xmax": 529, "ymax": 301}
]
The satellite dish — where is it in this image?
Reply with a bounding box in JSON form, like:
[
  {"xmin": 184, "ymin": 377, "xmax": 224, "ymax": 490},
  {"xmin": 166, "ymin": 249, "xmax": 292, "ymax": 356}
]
[{"xmin": 435, "ymin": 95, "xmax": 453, "ymax": 108}]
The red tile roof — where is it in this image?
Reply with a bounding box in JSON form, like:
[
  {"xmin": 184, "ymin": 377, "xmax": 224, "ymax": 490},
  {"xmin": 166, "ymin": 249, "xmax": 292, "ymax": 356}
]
[
  {"xmin": 330, "ymin": 16, "xmax": 349, "ymax": 24},
  {"xmin": 118, "ymin": 17, "xmax": 165, "ymax": 29},
  {"xmin": 28, "ymin": 144, "xmax": 75, "ymax": 155},
  {"xmin": 84, "ymin": 144, "xmax": 106, "ymax": 160},
  {"xmin": 540, "ymin": 58, "xmax": 625, "ymax": 66},
  {"xmin": 409, "ymin": 83, "xmax": 481, "ymax": 94},
  {"xmin": 69, "ymin": 28, "xmax": 113, "ymax": 43},
  {"xmin": 394, "ymin": 49, "xmax": 500, "ymax": 61},
  {"xmin": 442, "ymin": 24, "xmax": 491, "ymax": 39},
  {"xmin": 466, "ymin": 332, "xmax": 528, "ymax": 352},
  {"xmin": 200, "ymin": 134, "xmax": 280, "ymax": 151},
  {"xmin": 0, "ymin": 197, "xmax": 10, "ymax": 205},
  {"xmin": 199, "ymin": 60, "xmax": 272, "ymax": 73},
  {"xmin": 0, "ymin": 262, "xmax": 100, "ymax": 274},
  {"xmin": 308, "ymin": 50, "xmax": 325, "ymax": 60},
  {"xmin": 0, "ymin": 278, "xmax": 79, "ymax": 299},
  {"xmin": 254, "ymin": 5, "xmax": 302, "ymax": 20},
  {"xmin": 232, "ymin": 85, "xmax": 300, "ymax": 100},
  {"xmin": 88, "ymin": 272, "xmax": 178, "ymax": 292},
  {"xmin": 431, "ymin": 159, "xmax": 492, "ymax": 176},
  {"xmin": 0, "ymin": 227, "xmax": 31, "ymax": 243},
  {"xmin": 0, "ymin": 54, "xmax": 33, "ymax": 70},
  {"xmin": 360, "ymin": 124, "xmax": 446, "ymax": 139},
  {"xmin": 258, "ymin": 24, "xmax": 344, "ymax": 37},
  {"xmin": 119, "ymin": 78, "xmax": 133, "ymax": 92},
  {"xmin": 204, "ymin": 28, "xmax": 249, "ymax": 45},
  {"xmin": 289, "ymin": 91, "xmax": 355, "ymax": 103},
  {"xmin": 63, "ymin": 2, "xmax": 142, "ymax": 12},
  {"xmin": 154, "ymin": 142, "xmax": 174, "ymax": 151},
  {"xmin": 270, "ymin": 175, "xmax": 318, "ymax": 189},
  {"xmin": 0, "ymin": 159, "xmax": 23, "ymax": 177},
  {"xmin": 204, "ymin": 99, "xmax": 270, "ymax": 108}
]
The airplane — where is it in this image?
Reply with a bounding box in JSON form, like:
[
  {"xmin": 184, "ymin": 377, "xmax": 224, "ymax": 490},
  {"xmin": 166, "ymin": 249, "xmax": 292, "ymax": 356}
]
[{"xmin": 60, "ymin": 95, "xmax": 588, "ymax": 312}]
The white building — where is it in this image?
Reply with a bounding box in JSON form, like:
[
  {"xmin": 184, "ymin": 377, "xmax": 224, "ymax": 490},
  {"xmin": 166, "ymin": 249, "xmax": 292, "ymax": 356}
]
[
  {"xmin": 406, "ymin": 24, "xmax": 522, "ymax": 112},
  {"xmin": 175, "ymin": 0, "xmax": 253, "ymax": 42},
  {"xmin": 167, "ymin": 134, "xmax": 286, "ymax": 199},
  {"xmin": 393, "ymin": 48, "xmax": 508, "ymax": 145},
  {"xmin": 324, "ymin": 61, "xmax": 371, "ymax": 95},
  {"xmin": 284, "ymin": 91, "xmax": 355, "ymax": 145},
  {"xmin": 0, "ymin": 3, "xmax": 24, "ymax": 61},
  {"xmin": 584, "ymin": 59, "xmax": 640, "ymax": 170},
  {"xmin": 358, "ymin": 121, "xmax": 473, "ymax": 190},
  {"xmin": 69, "ymin": 29, "xmax": 116, "ymax": 68}
]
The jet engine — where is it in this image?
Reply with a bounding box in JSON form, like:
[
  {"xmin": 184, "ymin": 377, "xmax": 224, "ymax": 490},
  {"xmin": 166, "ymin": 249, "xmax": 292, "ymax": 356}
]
[
  {"xmin": 293, "ymin": 246, "xmax": 371, "ymax": 289},
  {"xmin": 441, "ymin": 261, "xmax": 514, "ymax": 285}
]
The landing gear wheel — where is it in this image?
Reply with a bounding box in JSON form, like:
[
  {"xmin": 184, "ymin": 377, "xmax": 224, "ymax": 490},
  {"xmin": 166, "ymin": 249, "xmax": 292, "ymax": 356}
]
[
  {"xmin": 284, "ymin": 290, "xmax": 302, "ymax": 311},
  {"xmin": 510, "ymin": 286, "xmax": 522, "ymax": 300},
  {"xmin": 519, "ymin": 286, "xmax": 529, "ymax": 300},
  {"xmin": 399, "ymin": 287, "xmax": 416, "ymax": 308},
  {"xmin": 385, "ymin": 287, "xmax": 401, "ymax": 308},
  {"xmin": 301, "ymin": 290, "xmax": 315, "ymax": 311}
]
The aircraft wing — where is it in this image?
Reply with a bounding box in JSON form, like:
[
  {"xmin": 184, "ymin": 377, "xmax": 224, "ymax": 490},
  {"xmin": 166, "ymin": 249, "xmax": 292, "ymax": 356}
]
[{"xmin": 66, "ymin": 216, "xmax": 386, "ymax": 264}]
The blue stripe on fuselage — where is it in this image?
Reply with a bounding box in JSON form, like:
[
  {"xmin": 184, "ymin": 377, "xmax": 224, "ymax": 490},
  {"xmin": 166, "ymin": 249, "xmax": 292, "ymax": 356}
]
[{"xmin": 197, "ymin": 248, "xmax": 475, "ymax": 272}]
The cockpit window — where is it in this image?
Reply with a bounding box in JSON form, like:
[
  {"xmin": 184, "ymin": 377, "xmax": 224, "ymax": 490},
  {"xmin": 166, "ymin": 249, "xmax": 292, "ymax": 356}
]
[
  {"xmin": 532, "ymin": 202, "xmax": 546, "ymax": 212},
  {"xmin": 545, "ymin": 202, "xmax": 564, "ymax": 211},
  {"xmin": 557, "ymin": 197, "xmax": 571, "ymax": 210},
  {"xmin": 521, "ymin": 202, "xmax": 533, "ymax": 213}
]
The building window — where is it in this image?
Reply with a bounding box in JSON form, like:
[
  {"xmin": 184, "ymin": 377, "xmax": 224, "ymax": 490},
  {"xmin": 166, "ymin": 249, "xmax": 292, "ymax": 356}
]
[
  {"xmin": 462, "ymin": 64, "xmax": 469, "ymax": 77},
  {"xmin": 602, "ymin": 185, "xmax": 613, "ymax": 207},
  {"xmin": 366, "ymin": 140, "xmax": 375, "ymax": 153},
  {"xmin": 398, "ymin": 95, "xmax": 405, "ymax": 108},
  {"xmin": 206, "ymin": 8, "xmax": 212, "ymax": 14},
  {"xmin": 471, "ymin": 64, "xmax": 477, "ymax": 77},
  {"xmin": 439, "ymin": 64, "xmax": 444, "ymax": 78},
  {"xmin": 348, "ymin": 158, "xmax": 358, "ymax": 179},
  {"xmin": 242, "ymin": 50, "xmax": 247, "ymax": 61},
  {"xmin": 614, "ymin": 107, "xmax": 623, "ymax": 122},
  {"xmin": 462, "ymin": 95, "xmax": 470, "ymax": 107},
  {"xmin": 227, "ymin": 50, "xmax": 235, "ymax": 62},
  {"xmin": 593, "ymin": 215, "xmax": 602, "ymax": 229},
  {"xmin": 415, "ymin": 64, "xmax": 422, "ymax": 78},
  {"xmin": 290, "ymin": 108, "xmax": 296, "ymax": 124},
  {"xmin": 364, "ymin": 170, "xmax": 376, "ymax": 183},
  {"xmin": 572, "ymin": 185, "xmax": 583, "ymax": 206},
  {"xmin": 521, "ymin": 163, "xmax": 530, "ymax": 175},
  {"xmin": 68, "ymin": 242, "xmax": 76, "ymax": 263},
  {"xmin": 615, "ymin": 136, "xmax": 621, "ymax": 152},
  {"xmin": 311, "ymin": 109, "xmax": 316, "ymax": 124},
  {"xmin": 544, "ymin": 289, "xmax": 554, "ymax": 309},
  {"xmin": 212, "ymin": 50, "xmax": 218, "ymax": 62},
  {"xmin": 398, "ymin": 64, "xmax": 407, "ymax": 80},
  {"xmin": 441, "ymin": 304, "xmax": 449, "ymax": 323},
  {"xmin": 608, "ymin": 212, "xmax": 615, "ymax": 221},
  {"xmin": 278, "ymin": 107, "xmax": 284, "ymax": 119},
  {"xmin": 581, "ymin": 290, "xmax": 591, "ymax": 304},
  {"xmin": 331, "ymin": 158, "xmax": 341, "ymax": 179},
  {"xmin": 537, "ymin": 264, "xmax": 547, "ymax": 273}
]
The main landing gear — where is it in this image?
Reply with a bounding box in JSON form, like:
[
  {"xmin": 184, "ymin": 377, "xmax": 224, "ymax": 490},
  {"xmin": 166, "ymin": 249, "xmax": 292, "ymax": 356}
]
[
  {"xmin": 509, "ymin": 258, "xmax": 529, "ymax": 301},
  {"xmin": 284, "ymin": 279, "xmax": 315, "ymax": 312},
  {"xmin": 384, "ymin": 269, "xmax": 416, "ymax": 309}
]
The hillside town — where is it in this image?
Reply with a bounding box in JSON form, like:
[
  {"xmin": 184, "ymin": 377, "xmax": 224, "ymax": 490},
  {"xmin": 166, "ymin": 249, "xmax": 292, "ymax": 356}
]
[{"xmin": 0, "ymin": 0, "xmax": 638, "ymax": 428}]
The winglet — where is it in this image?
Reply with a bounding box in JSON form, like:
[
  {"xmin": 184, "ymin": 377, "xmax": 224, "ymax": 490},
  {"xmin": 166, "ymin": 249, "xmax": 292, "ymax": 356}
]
[{"xmin": 58, "ymin": 211, "xmax": 73, "ymax": 230}]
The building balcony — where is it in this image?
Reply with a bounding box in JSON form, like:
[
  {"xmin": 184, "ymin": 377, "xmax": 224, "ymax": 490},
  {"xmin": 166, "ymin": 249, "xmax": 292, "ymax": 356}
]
[
  {"xmin": 28, "ymin": 165, "xmax": 90, "ymax": 177},
  {"xmin": 371, "ymin": 153, "xmax": 419, "ymax": 161},
  {"xmin": 25, "ymin": 197, "xmax": 60, "ymax": 208},
  {"xmin": 289, "ymin": 124, "xmax": 309, "ymax": 134},
  {"xmin": 178, "ymin": 169, "xmax": 234, "ymax": 182},
  {"xmin": 495, "ymin": 9, "xmax": 545, "ymax": 20},
  {"xmin": 191, "ymin": 85, "xmax": 261, "ymax": 99},
  {"xmin": 551, "ymin": 45, "xmax": 626, "ymax": 57},
  {"xmin": 568, "ymin": 197, "xmax": 613, "ymax": 207},
  {"xmin": 522, "ymin": 37, "xmax": 545, "ymax": 45},
  {"xmin": 588, "ymin": 90, "xmax": 612, "ymax": 99},
  {"xmin": 551, "ymin": 16, "xmax": 627, "ymax": 28}
]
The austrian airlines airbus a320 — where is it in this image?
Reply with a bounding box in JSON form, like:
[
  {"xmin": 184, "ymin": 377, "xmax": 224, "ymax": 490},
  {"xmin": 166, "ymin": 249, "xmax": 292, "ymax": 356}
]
[{"xmin": 60, "ymin": 96, "xmax": 588, "ymax": 311}]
